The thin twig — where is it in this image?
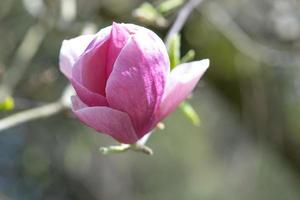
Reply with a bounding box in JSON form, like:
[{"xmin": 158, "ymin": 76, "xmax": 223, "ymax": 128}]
[
  {"xmin": 0, "ymin": 85, "xmax": 73, "ymax": 132},
  {"xmin": 201, "ymin": 2, "xmax": 300, "ymax": 67},
  {"xmin": 0, "ymin": 101, "xmax": 65, "ymax": 132},
  {"xmin": 165, "ymin": 0, "xmax": 204, "ymax": 43}
]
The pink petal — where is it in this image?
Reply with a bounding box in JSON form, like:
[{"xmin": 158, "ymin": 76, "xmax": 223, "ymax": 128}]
[
  {"xmin": 106, "ymin": 30, "xmax": 169, "ymax": 137},
  {"xmin": 59, "ymin": 34, "xmax": 95, "ymax": 79},
  {"xmin": 71, "ymin": 94, "xmax": 87, "ymax": 110},
  {"xmin": 155, "ymin": 59, "xmax": 209, "ymax": 122},
  {"xmin": 72, "ymin": 35, "xmax": 110, "ymax": 96},
  {"xmin": 71, "ymin": 96, "xmax": 138, "ymax": 144},
  {"xmin": 84, "ymin": 26, "xmax": 112, "ymax": 51},
  {"xmin": 71, "ymin": 78, "xmax": 108, "ymax": 106},
  {"xmin": 106, "ymin": 22, "xmax": 131, "ymax": 78}
]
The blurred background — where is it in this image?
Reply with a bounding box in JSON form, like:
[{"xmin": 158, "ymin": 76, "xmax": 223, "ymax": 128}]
[{"xmin": 0, "ymin": 0, "xmax": 300, "ymax": 199}]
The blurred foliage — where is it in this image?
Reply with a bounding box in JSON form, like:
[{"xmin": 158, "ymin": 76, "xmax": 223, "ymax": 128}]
[
  {"xmin": 167, "ymin": 33, "xmax": 181, "ymax": 69},
  {"xmin": 158, "ymin": 0, "xmax": 184, "ymax": 14},
  {"xmin": 179, "ymin": 100, "xmax": 201, "ymax": 126},
  {"xmin": 181, "ymin": 49, "xmax": 195, "ymax": 63},
  {"xmin": 0, "ymin": 0, "xmax": 300, "ymax": 200},
  {"xmin": 132, "ymin": 2, "xmax": 168, "ymax": 27},
  {"xmin": 167, "ymin": 33, "xmax": 200, "ymax": 126},
  {"xmin": 0, "ymin": 97, "xmax": 14, "ymax": 111}
]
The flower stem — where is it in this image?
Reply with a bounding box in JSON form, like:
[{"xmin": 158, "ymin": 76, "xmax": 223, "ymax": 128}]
[{"xmin": 99, "ymin": 143, "xmax": 153, "ymax": 155}]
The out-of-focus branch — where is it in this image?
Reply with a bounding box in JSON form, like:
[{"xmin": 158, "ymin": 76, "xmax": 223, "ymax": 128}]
[
  {"xmin": 0, "ymin": 18, "xmax": 93, "ymax": 132},
  {"xmin": 59, "ymin": 0, "xmax": 77, "ymax": 26},
  {"xmin": 0, "ymin": 0, "xmax": 60, "ymax": 102},
  {"xmin": 0, "ymin": 0, "xmax": 15, "ymax": 20},
  {"xmin": 201, "ymin": 2, "xmax": 300, "ymax": 67},
  {"xmin": 0, "ymin": 85, "xmax": 73, "ymax": 132},
  {"xmin": 0, "ymin": 22, "xmax": 50, "ymax": 102},
  {"xmin": 0, "ymin": 102, "xmax": 64, "ymax": 132},
  {"xmin": 0, "ymin": 0, "xmax": 80, "ymax": 132},
  {"xmin": 165, "ymin": 0, "xmax": 204, "ymax": 43}
]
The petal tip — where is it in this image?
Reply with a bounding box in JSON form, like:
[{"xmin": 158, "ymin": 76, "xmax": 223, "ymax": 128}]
[
  {"xmin": 200, "ymin": 59, "xmax": 210, "ymax": 70},
  {"xmin": 112, "ymin": 21, "xmax": 122, "ymax": 29}
]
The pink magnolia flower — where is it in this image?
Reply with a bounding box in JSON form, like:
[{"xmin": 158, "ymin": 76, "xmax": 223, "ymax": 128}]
[{"xmin": 59, "ymin": 22, "xmax": 209, "ymax": 144}]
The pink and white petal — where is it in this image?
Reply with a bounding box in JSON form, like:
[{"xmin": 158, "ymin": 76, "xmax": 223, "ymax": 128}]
[
  {"xmin": 106, "ymin": 31, "xmax": 169, "ymax": 137},
  {"xmin": 84, "ymin": 26, "xmax": 112, "ymax": 51},
  {"xmin": 71, "ymin": 96, "xmax": 138, "ymax": 144},
  {"xmin": 105, "ymin": 22, "xmax": 131, "ymax": 78},
  {"xmin": 71, "ymin": 95, "xmax": 87, "ymax": 110},
  {"xmin": 122, "ymin": 23, "xmax": 144, "ymax": 34},
  {"xmin": 156, "ymin": 59, "xmax": 209, "ymax": 122},
  {"xmin": 59, "ymin": 34, "xmax": 95, "ymax": 79},
  {"xmin": 72, "ymin": 35, "xmax": 110, "ymax": 96},
  {"xmin": 71, "ymin": 78, "xmax": 108, "ymax": 107}
]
